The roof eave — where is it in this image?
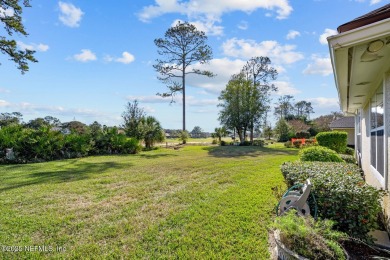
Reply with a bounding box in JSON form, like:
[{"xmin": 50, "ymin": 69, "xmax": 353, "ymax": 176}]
[{"xmin": 328, "ymin": 18, "xmax": 390, "ymax": 114}]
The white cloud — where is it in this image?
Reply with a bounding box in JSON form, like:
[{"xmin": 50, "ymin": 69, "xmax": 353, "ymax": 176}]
[
  {"xmin": 0, "ymin": 100, "xmax": 11, "ymax": 107},
  {"xmin": 126, "ymin": 95, "xmax": 217, "ymax": 107},
  {"xmin": 273, "ymin": 81, "xmax": 301, "ymax": 95},
  {"xmin": 308, "ymin": 97, "xmax": 339, "ymax": 109},
  {"xmin": 0, "ymin": 7, "xmax": 14, "ymax": 17},
  {"xmin": 319, "ymin": 28, "xmax": 337, "ymax": 45},
  {"xmin": 222, "ymin": 38, "xmax": 304, "ymax": 65},
  {"xmin": 0, "ymin": 88, "xmax": 10, "ymax": 93},
  {"xmin": 354, "ymin": 0, "xmax": 383, "ymax": 4},
  {"xmin": 370, "ymin": 0, "xmax": 383, "ymax": 4},
  {"xmin": 303, "ymin": 55, "xmax": 333, "ymax": 76},
  {"xmin": 126, "ymin": 95, "xmax": 169, "ymax": 104},
  {"xmin": 104, "ymin": 52, "xmax": 136, "ymax": 64},
  {"xmin": 237, "ymin": 21, "xmax": 248, "ymax": 30},
  {"xmin": 139, "ymin": 0, "xmax": 293, "ymax": 22},
  {"xmin": 73, "ymin": 49, "xmax": 97, "ymax": 62},
  {"xmin": 58, "ymin": 1, "xmax": 84, "ymax": 28},
  {"xmin": 171, "ymin": 18, "xmax": 223, "ymax": 36},
  {"xmin": 286, "ymin": 30, "xmax": 300, "ymax": 40},
  {"xmin": 187, "ymin": 58, "xmax": 246, "ymax": 94},
  {"xmin": 17, "ymin": 41, "xmax": 49, "ymax": 52},
  {"xmin": 138, "ymin": 0, "xmax": 292, "ymax": 36},
  {"xmin": 115, "ymin": 52, "xmax": 135, "ymax": 64},
  {"xmin": 186, "ymin": 96, "xmax": 218, "ymax": 106}
]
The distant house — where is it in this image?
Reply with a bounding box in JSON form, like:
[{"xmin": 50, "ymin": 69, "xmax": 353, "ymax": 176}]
[
  {"xmin": 329, "ymin": 117, "xmax": 355, "ymax": 147},
  {"xmin": 328, "ymin": 3, "xmax": 390, "ymax": 219}
]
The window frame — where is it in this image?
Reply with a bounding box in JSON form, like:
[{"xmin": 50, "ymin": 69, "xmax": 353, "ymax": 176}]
[{"xmin": 370, "ymin": 82, "xmax": 386, "ymax": 187}]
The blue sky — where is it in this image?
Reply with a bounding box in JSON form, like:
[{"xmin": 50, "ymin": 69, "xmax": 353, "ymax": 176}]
[{"xmin": 0, "ymin": 0, "xmax": 387, "ymax": 132}]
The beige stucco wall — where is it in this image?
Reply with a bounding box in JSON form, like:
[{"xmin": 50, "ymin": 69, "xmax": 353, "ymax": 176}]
[{"xmin": 361, "ymin": 72, "xmax": 390, "ymax": 231}]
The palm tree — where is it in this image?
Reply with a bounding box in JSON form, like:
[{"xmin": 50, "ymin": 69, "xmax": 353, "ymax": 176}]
[
  {"xmin": 214, "ymin": 127, "xmax": 228, "ymax": 143},
  {"xmin": 140, "ymin": 116, "xmax": 165, "ymax": 149}
]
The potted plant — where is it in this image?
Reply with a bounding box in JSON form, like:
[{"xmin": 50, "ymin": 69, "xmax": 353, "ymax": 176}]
[{"xmin": 272, "ymin": 210, "xmax": 348, "ymax": 260}]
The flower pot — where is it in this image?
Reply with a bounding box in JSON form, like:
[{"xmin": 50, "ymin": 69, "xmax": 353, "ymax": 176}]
[
  {"xmin": 274, "ymin": 230, "xmax": 308, "ymax": 260},
  {"xmin": 273, "ymin": 230, "xmax": 349, "ymax": 260}
]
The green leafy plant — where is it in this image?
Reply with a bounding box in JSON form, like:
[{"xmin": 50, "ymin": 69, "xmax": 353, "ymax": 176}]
[
  {"xmin": 316, "ymin": 131, "xmax": 347, "ymax": 153},
  {"xmin": 345, "ymin": 147, "xmax": 354, "ymax": 156},
  {"xmin": 284, "ymin": 141, "xmax": 293, "ymax": 148},
  {"xmin": 272, "ymin": 210, "xmax": 347, "ymax": 259},
  {"xmin": 177, "ymin": 130, "xmax": 190, "ymax": 144},
  {"xmin": 293, "ymin": 139, "xmax": 302, "ymax": 148},
  {"xmin": 299, "ymin": 146, "xmax": 343, "ymax": 162},
  {"xmin": 339, "ymin": 154, "xmax": 356, "ymax": 164},
  {"xmin": 281, "ymin": 162, "xmax": 383, "ymax": 241},
  {"xmin": 296, "ymin": 131, "xmax": 310, "ymax": 139}
]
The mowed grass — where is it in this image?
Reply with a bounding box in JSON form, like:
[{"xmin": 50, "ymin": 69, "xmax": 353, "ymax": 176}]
[{"xmin": 0, "ymin": 145, "xmax": 298, "ymax": 259}]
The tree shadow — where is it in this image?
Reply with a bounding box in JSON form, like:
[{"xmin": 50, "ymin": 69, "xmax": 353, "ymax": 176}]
[
  {"xmin": 0, "ymin": 160, "xmax": 132, "ymax": 193},
  {"xmin": 138, "ymin": 153, "xmax": 178, "ymax": 159},
  {"xmin": 203, "ymin": 146, "xmax": 298, "ymax": 158}
]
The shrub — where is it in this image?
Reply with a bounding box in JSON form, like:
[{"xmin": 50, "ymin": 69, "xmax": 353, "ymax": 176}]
[
  {"xmin": 239, "ymin": 140, "xmax": 251, "ymax": 146},
  {"xmin": 316, "ymin": 131, "xmax": 347, "ymax": 153},
  {"xmin": 281, "ymin": 161, "xmax": 383, "ymax": 241},
  {"xmin": 220, "ymin": 140, "xmax": 227, "ymax": 146},
  {"xmin": 252, "ymin": 139, "xmax": 265, "ymax": 147},
  {"xmin": 211, "ymin": 139, "xmax": 218, "ymax": 145},
  {"xmin": 272, "ymin": 210, "xmax": 347, "ymax": 259},
  {"xmin": 299, "ymin": 146, "xmax": 343, "ymax": 162},
  {"xmin": 123, "ymin": 138, "xmax": 142, "ymax": 154},
  {"xmin": 302, "ymin": 139, "xmax": 317, "ymax": 148},
  {"xmin": 284, "ymin": 141, "xmax": 293, "ymax": 148},
  {"xmin": 293, "ymin": 140, "xmax": 302, "ymax": 148},
  {"xmin": 339, "ymin": 154, "xmax": 356, "ymax": 164},
  {"xmin": 345, "ymin": 147, "xmax": 354, "ymax": 156},
  {"xmin": 296, "ymin": 131, "xmax": 311, "ymax": 139}
]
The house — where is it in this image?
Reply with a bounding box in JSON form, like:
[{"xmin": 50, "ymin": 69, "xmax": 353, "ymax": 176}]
[
  {"xmin": 329, "ymin": 116, "xmax": 355, "ymax": 147},
  {"xmin": 328, "ymin": 3, "xmax": 390, "ymax": 224}
]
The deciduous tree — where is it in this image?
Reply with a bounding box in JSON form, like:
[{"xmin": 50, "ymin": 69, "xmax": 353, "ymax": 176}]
[
  {"xmin": 219, "ymin": 73, "xmax": 264, "ymax": 143},
  {"xmin": 122, "ymin": 100, "xmax": 146, "ymax": 139},
  {"xmin": 274, "ymin": 95, "xmax": 294, "ymax": 120},
  {"xmin": 241, "ymin": 56, "xmax": 277, "ymax": 142}
]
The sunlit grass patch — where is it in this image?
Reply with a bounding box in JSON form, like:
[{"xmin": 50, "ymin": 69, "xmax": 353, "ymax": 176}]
[{"xmin": 0, "ymin": 145, "xmax": 298, "ymax": 259}]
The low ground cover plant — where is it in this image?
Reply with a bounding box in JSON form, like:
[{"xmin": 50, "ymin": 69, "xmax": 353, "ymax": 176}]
[
  {"xmin": 272, "ymin": 210, "xmax": 347, "ymax": 259},
  {"xmin": 281, "ymin": 161, "xmax": 383, "ymax": 241},
  {"xmin": 299, "ymin": 146, "xmax": 343, "ymax": 162}
]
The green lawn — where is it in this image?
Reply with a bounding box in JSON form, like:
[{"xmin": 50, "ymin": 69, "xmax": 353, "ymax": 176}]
[{"xmin": 0, "ymin": 145, "xmax": 298, "ymax": 259}]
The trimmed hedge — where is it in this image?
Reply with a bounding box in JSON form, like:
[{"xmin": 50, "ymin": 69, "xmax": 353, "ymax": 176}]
[
  {"xmin": 316, "ymin": 131, "xmax": 347, "ymax": 153},
  {"xmin": 299, "ymin": 146, "xmax": 343, "ymax": 162},
  {"xmin": 281, "ymin": 161, "xmax": 383, "ymax": 241}
]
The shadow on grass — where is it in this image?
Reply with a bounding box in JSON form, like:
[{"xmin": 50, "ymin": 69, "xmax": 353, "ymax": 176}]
[
  {"xmin": 203, "ymin": 145, "xmax": 298, "ymax": 158},
  {"xmin": 138, "ymin": 153, "xmax": 178, "ymax": 159},
  {"xmin": 0, "ymin": 160, "xmax": 131, "ymax": 192}
]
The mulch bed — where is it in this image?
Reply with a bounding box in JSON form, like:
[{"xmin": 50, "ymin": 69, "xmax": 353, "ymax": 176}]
[{"xmin": 342, "ymin": 240, "xmax": 390, "ymax": 259}]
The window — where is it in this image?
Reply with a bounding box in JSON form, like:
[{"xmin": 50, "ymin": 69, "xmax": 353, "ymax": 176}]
[{"xmin": 370, "ymin": 84, "xmax": 384, "ymax": 177}]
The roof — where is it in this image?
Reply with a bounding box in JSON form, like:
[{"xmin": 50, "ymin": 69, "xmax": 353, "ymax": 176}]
[
  {"xmin": 328, "ymin": 3, "xmax": 390, "ymax": 115},
  {"xmin": 338, "ymin": 4, "xmax": 390, "ymax": 33},
  {"xmin": 330, "ymin": 117, "xmax": 355, "ymax": 129}
]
